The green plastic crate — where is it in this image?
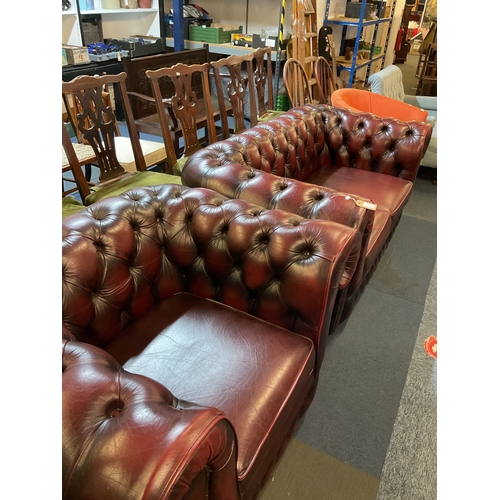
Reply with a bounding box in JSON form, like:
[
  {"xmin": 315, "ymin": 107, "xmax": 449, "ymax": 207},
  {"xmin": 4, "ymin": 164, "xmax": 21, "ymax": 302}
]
[{"xmin": 189, "ymin": 25, "xmax": 242, "ymax": 44}]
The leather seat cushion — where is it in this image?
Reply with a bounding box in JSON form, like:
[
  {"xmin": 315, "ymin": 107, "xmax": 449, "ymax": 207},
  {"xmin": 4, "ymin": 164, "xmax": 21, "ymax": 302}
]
[
  {"xmin": 104, "ymin": 292, "xmax": 315, "ymax": 491},
  {"xmin": 306, "ymin": 165, "xmax": 413, "ymax": 223}
]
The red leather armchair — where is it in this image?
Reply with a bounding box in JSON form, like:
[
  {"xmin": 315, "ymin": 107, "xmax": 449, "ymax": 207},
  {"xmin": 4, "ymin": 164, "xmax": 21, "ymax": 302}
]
[
  {"xmin": 62, "ymin": 184, "xmax": 362, "ymax": 500},
  {"xmin": 181, "ymin": 104, "xmax": 433, "ymax": 323}
]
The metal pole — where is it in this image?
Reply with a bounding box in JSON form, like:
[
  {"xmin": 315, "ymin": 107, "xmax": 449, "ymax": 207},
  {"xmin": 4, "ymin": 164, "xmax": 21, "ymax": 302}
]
[{"xmin": 274, "ymin": 0, "xmax": 287, "ymax": 108}]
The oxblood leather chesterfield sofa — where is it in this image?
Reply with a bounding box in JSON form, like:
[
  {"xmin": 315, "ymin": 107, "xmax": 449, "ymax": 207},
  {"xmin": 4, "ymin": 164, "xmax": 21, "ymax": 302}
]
[
  {"xmin": 181, "ymin": 104, "xmax": 433, "ymax": 324},
  {"xmin": 62, "ymin": 184, "xmax": 362, "ymax": 500}
]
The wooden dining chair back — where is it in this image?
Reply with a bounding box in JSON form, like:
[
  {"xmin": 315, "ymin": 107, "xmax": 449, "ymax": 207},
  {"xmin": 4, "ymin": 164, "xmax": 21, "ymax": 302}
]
[
  {"xmin": 62, "ymin": 121, "xmax": 95, "ymax": 201},
  {"xmin": 313, "ymin": 56, "xmax": 337, "ymax": 105},
  {"xmin": 210, "ymin": 53, "xmax": 255, "ymax": 138},
  {"xmin": 146, "ymin": 62, "xmax": 217, "ymax": 175},
  {"xmin": 283, "ymin": 57, "xmax": 314, "ymax": 108},
  {"xmin": 62, "ymin": 72, "xmax": 180, "ymax": 205},
  {"xmin": 251, "ymin": 46, "xmax": 282, "ymax": 124},
  {"xmin": 122, "ymin": 46, "xmax": 228, "ymax": 157}
]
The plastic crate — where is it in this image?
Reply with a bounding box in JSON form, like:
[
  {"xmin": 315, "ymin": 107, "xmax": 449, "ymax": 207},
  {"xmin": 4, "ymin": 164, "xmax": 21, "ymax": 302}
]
[
  {"xmin": 88, "ymin": 50, "xmax": 129, "ymax": 62},
  {"xmin": 189, "ymin": 24, "xmax": 242, "ymax": 44}
]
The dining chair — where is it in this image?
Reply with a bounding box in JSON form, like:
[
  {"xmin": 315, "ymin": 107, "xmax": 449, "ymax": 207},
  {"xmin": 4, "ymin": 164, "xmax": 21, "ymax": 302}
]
[
  {"xmin": 210, "ymin": 53, "xmax": 255, "ymax": 138},
  {"xmin": 146, "ymin": 62, "xmax": 218, "ymax": 175},
  {"xmin": 283, "ymin": 58, "xmax": 315, "ymax": 108},
  {"xmin": 62, "ymin": 97, "xmax": 97, "ymax": 196},
  {"xmin": 251, "ymin": 46, "xmax": 283, "ymax": 124},
  {"xmin": 63, "ymin": 75, "xmax": 170, "ymax": 175},
  {"xmin": 62, "ymin": 72, "xmax": 181, "ymax": 206},
  {"xmin": 62, "ymin": 139, "xmax": 96, "ymax": 198},
  {"xmin": 123, "ymin": 46, "xmax": 230, "ymax": 157},
  {"xmin": 313, "ymin": 56, "xmax": 338, "ymax": 105}
]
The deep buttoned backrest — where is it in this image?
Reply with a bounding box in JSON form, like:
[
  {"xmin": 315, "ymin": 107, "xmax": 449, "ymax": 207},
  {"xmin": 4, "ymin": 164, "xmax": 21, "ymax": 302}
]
[
  {"xmin": 182, "ymin": 104, "xmax": 432, "ymax": 184},
  {"xmin": 63, "ymin": 184, "xmax": 360, "ymax": 350}
]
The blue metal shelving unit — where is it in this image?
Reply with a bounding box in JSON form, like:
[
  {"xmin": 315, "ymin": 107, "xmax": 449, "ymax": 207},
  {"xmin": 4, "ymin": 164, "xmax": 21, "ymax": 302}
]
[{"xmin": 323, "ymin": 0, "xmax": 393, "ymax": 87}]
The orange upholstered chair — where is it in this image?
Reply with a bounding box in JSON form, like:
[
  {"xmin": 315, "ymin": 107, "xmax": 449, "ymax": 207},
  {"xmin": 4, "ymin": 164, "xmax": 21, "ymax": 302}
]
[{"xmin": 330, "ymin": 88, "xmax": 428, "ymax": 123}]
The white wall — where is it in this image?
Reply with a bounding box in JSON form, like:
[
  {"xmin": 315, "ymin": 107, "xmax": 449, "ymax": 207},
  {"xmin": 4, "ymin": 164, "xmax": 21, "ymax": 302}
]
[
  {"xmin": 163, "ymin": 0, "xmax": 402, "ymax": 66},
  {"xmin": 164, "ymin": 0, "xmax": 293, "ymax": 38}
]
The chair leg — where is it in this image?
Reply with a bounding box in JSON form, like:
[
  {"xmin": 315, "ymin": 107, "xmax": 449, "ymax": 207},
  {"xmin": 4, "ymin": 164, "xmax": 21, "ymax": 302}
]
[{"xmin": 85, "ymin": 164, "xmax": 92, "ymax": 182}]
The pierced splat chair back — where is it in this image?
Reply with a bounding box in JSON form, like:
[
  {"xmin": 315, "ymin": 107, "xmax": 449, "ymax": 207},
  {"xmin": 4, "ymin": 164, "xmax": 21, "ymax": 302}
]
[
  {"xmin": 62, "ymin": 72, "xmax": 147, "ymax": 183},
  {"xmin": 211, "ymin": 53, "xmax": 255, "ymax": 137},
  {"xmin": 251, "ymin": 47, "xmax": 275, "ymax": 124},
  {"xmin": 146, "ymin": 62, "xmax": 217, "ymax": 164}
]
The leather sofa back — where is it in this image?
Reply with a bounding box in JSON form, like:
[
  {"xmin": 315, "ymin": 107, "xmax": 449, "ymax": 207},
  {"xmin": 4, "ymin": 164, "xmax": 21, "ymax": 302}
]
[
  {"xmin": 182, "ymin": 104, "xmax": 432, "ymax": 185},
  {"xmin": 63, "ymin": 185, "xmax": 361, "ymax": 363}
]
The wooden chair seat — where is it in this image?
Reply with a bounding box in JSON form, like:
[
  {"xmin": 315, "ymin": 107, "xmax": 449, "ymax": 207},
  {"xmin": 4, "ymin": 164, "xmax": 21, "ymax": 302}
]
[{"xmin": 62, "ymin": 143, "xmax": 96, "ymax": 198}]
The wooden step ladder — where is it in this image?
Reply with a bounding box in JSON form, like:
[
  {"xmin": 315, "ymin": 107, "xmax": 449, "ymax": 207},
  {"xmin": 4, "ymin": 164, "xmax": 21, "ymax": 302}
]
[{"xmin": 292, "ymin": 0, "xmax": 318, "ymax": 98}]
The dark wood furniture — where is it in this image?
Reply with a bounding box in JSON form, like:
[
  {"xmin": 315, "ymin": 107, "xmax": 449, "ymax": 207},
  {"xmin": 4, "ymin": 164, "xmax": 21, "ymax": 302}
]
[
  {"xmin": 251, "ymin": 47, "xmax": 278, "ymax": 124},
  {"xmin": 62, "ymin": 72, "xmax": 180, "ymax": 205},
  {"xmin": 283, "ymin": 58, "xmax": 315, "ymax": 107},
  {"xmin": 211, "ymin": 53, "xmax": 255, "ymax": 138},
  {"xmin": 146, "ymin": 62, "xmax": 218, "ymax": 175},
  {"xmin": 122, "ymin": 46, "xmax": 229, "ymax": 157},
  {"xmin": 416, "ymin": 43, "xmax": 437, "ymax": 96},
  {"xmin": 313, "ymin": 55, "xmax": 337, "ymax": 105}
]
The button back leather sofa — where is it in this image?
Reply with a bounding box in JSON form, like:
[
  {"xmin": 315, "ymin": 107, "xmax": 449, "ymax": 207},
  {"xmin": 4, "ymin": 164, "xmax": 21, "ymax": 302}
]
[
  {"xmin": 62, "ymin": 184, "xmax": 362, "ymax": 500},
  {"xmin": 181, "ymin": 104, "xmax": 433, "ymax": 324}
]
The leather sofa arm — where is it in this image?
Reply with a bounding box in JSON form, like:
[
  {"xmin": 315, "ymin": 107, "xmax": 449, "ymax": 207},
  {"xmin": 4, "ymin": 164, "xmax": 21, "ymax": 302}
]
[
  {"xmin": 62, "ymin": 337, "xmax": 240, "ymax": 500},
  {"xmin": 181, "ymin": 162, "xmax": 374, "ymax": 291},
  {"xmin": 62, "ymin": 185, "xmax": 361, "ymax": 362}
]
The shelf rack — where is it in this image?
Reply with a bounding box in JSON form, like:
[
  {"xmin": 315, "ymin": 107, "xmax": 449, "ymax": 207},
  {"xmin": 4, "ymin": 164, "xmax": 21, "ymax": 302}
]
[{"xmin": 323, "ymin": 0, "xmax": 393, "ymax": 87}]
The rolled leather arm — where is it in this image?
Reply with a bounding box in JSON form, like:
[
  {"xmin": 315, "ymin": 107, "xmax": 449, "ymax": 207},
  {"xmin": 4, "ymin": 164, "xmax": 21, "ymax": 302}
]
[
  {"xmin": 62, "ymin": 337, "xmax": 240, "ymax": 500},
  {"xmin": 63, "ymin": 185, "xmax": 362, "ymax": 370},
  {"xmin": 181, "ymin": 161, "xmax": 373, "ymax": 291}
]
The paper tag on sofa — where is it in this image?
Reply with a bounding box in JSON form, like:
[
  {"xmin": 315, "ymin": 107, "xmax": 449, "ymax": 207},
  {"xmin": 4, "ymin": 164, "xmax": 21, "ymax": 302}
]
[{"xmin": 356, "ymin": 200, "xmax": 377, "ymax": 211}]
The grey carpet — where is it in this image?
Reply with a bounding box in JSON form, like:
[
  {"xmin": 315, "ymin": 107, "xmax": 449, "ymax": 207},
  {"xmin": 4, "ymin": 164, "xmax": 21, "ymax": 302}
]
[
  {"xmin": 376, "ymin": 263, "xmax": 437, "ymax": 499},
  {"xmin": 396, "ymin": 54, "xmax": 420, "ymax": 96},
  {"xmin": 295, "ymin": 209, "xmax": 437, "ymax": 479}
]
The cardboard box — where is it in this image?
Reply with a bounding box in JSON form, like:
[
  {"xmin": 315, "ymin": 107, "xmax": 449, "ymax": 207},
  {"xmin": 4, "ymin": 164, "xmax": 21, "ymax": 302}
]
[
  {"xmin": 62, "ymin": 45, "xmax": 90, "ymax": 65},
  {"xmin": 110, "ymin": 36, "xmax": 165, "ymax": 57},
  {"xmin": 252, "ymin": 34, "xmax": 279, "ymax": 51}
]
